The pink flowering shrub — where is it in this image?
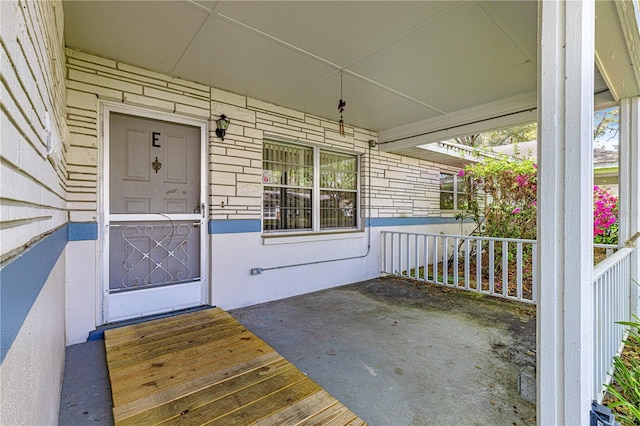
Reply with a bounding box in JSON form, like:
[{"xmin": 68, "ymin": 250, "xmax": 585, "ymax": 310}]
[
  {"xmin": 454, "ymin": 155, "xmax": 537, "ymax": 276},
  {"xmin": 453, "ymin": 154, "xmax": 618, "ymax": 291},
  {"xmin": 457, "ymin": 157, "xmax": 618, "ymax": 245},
  {"xmin": 457, "ymin": 155, "xmax": 537, "ymax": 240},
  {"xmin": 593, "ymin": 185, "xmax": 618, "ymax": 244}
]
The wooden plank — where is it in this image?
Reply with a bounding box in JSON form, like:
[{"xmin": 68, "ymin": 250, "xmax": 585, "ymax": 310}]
[
  {"xmin": 321, "ymin": 410, "xmax": 359, "ymax": 426},
  {"xmin": 105, "ymin": 308, "xmax": 226, "ymax": 344},
  {"xmin": 251, "ymin": 390, "xmax": 339, "ymax": 425},
  {"xmin": 105, "ymin": 308, "xmax": 366, "ymax": 426},
  {"xmin": 297, "ymin": 403, "xmax": 354, "ymax": 426},
  {"xmin": 113, "ymin": 351, "xmax": 283, "ymax": 423},
  {"xmin": 108, "ymin": 326, "xmax": 260, "ymax": 378},
  {"xmin": 104, "ymin": 308, "xmax": 224, "ymax": 339},
  {"xmin": 109, "ymin": 338, "xmax": 271, "ymax": 405},
  {"xmin": 104, "ymin": 311, "xmax": 234, "ymax": 350},
  {"xmin": 202, "ymin": 378, "xmax": 323, "ymax": 426},
  {"xmin": 106, "ymin": 315, "xmax": 238, "ymax": 356},
  {"xmin": 104, "ymin": 309, "xmax": 228, "ymax": 347},
  {"xmin": 106, "ymin": 321, "xmax": 246, "ymax": 369},
  {"xmin": 106, "ymin": 318, "xmax": 242, "ymax": 363},
  {"xmin": 159, "ymin": 372, "xmax": 317, "ymax": 425},
  {"xmin": 110, "ymin": 339, "xmax": 273, "ymax": 406},
  {"xmin": 116, "ymin": 358, "xmax": 294, "ymax": 425}
]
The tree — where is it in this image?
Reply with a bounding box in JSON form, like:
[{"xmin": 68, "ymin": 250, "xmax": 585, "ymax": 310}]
[
  {"xmin": 453, "ymin": 107, "xmax": 619, "ymax": 148},
  {"xmin": 457, "ymin": 154, "xmax": 537, "ymax": 240},
  {"xmin": 593, "ymin": 106, "xmax": 619, "ymax": 147},
  {"xmin": 454, "ymin": 134, "xmax": 482, "ymax": 146},
  {"xmin": 458, "ymin": 157, "xmax": 619, "ymax": 244},
  {"xmin": 454, "ymin": 123, "xmax": 538, "ymax": 147}
]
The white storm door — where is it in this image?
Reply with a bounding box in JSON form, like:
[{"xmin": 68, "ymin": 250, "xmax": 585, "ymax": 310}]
[{"xmin": 106, "ymin": 112, "xmax": 205, "ymax": 322}]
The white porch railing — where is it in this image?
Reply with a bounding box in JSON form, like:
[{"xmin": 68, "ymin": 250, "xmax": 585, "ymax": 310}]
[
  {"xmin": 381, "ymin": 230, "xmax": 635, "ymax": 403},
  {"xmin": 380, "ymin": 231, "xmax": 537, "ymax": 304},
  {"xmin": 592, "ymin": 247, "xmax": 633, "ymax": 402},
  {"xmin": 594, "ymin": 243, "xmax": 619, "ymax": 259}
]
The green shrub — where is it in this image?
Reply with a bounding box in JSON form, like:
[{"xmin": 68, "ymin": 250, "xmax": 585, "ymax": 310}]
[{"xmin": 605, "ymin": 316, "xmax": 640, "ymax": 425}]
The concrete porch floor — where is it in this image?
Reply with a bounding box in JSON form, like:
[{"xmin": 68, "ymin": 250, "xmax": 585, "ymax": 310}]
[{"xmin": 58, "ymin": 276, "xmax": 536, "ymax": 425}]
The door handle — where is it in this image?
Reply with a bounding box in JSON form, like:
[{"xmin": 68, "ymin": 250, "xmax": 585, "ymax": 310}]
[{"xmin": 194, "ymin": 203, "xmax": 205, "ymax": 217}]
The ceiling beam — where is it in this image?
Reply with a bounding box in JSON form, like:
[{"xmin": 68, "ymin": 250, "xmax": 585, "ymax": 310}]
[
  {"xmin": 377, "ymin": 92, "xmax": 537, "ymax": 151},
  {"xmin": 378, "ymin": 84, "xmax": 616, "ymax": 153}
]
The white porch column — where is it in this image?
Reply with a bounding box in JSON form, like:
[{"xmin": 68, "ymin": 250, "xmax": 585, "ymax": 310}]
[
  {"xmin": 619, "ymin": 96, "xmax": 640, "ymax": 314},
  {"xmin": 537, "ymin": 0, "xmax": 594, "ymax": 424}
]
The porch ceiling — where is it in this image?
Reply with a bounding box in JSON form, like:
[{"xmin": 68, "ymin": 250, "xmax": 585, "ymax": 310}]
[{"xmin": 63, "ymin": 1, "xmax": 639, "ymax": 158}]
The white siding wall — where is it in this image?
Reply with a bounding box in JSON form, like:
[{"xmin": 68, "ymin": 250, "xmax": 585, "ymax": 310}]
[
  {"xmin": 1, "ymin": 1, "xmax": 68, "ymax": 260},
  {"xmin": 64, "ymin": 49, "xmax": 465, "ymax": 337},
  {"xmin": 65, "ymin": 240, "xmax": 98, "ymax": 345},
  {"xmin": 0, "ymin": 1, "xmax": 68, "ymax": 424}
]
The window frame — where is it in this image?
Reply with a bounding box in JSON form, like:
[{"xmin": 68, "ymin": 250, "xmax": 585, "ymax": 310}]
[
  {"xmin": 439, "ymin": 172, "xmax": 468, "ymax": 212},
  {"xmin": 262, "ymin": 140, "xmax": 361, "ymax": 235}
]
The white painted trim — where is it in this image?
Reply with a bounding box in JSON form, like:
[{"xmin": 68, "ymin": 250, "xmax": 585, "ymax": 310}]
[
  {"xmin": 378, "ymin": 92, "xmax": 537, "ymax": 148},
  {"xmin": 537, "ymin": 1, "xmax": 595, "ymax": 423},
  {"xmin": 261, "ymin": 140, "xmax": 363, "ymax": 234},
  {"xmin": 98, "ymin": 101, "xmax": 209, "ymax": 324},
  {"xmin": 108, "ymin": 214, "xmax": 201, "ymax": 222},
  {"xmin": 619, "ymin": 99, "xmax": 631, "ymax": 246},
  {"xmin": 107, "ymin": 281, "xmax": 203, "ymax": 322},
  {"xmin": 417, "ymin": 142, "xmax": 496, "ymax": 162},
  {"xmin": 379, "ymin": 89, "xmax": 617, "ymax": 153},
  {"xmin": 614, "ymin": 1, "xmax": 640, "ymax": 91},
  {"xmin": 595, "ymin": 1, "xmax": 640, "ymax": 101},
  {"xmin": 619, "ymin": 96, "xmax": 640, "ymax": 316}
]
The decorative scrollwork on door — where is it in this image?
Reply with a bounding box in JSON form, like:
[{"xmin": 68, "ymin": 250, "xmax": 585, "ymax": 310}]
[{"xmin": 110, "ymin": 222, "xmax": 198, "ymax": 290}]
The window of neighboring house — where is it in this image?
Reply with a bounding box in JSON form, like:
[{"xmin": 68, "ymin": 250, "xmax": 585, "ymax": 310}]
[
  {"xmin": 440, "ymin": 173, "xmax": 468, "ymax": 211},
  {"xmin": 262, "ymin": 140, "xmax": 359, "ymax": 233}
]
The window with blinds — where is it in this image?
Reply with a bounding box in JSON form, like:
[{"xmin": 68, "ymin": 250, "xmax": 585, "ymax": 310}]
[
  {"xmin": 262, "ymin": 141, "xmax": 359, "ymax": 233},
  {"xmin": 320, "ymin": 151, "xmax": 357, "ymax": 229}
]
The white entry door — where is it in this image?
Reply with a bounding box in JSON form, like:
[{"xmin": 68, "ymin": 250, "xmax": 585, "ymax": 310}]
[{"xmin": 105, "ymin": 111, "xmax": 206, "ymax": 322}]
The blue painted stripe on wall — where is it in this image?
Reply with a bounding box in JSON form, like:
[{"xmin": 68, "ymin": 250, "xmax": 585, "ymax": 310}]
[
  {"xmin": 68, "ymin": 222, "xmax": 98, "ymax": 241},
  {"xmin": 209, "ymin": 219, "xmax": 262, "ymax": 234},
  {"xmin": 1, "ymin": 225, "xmax": 68, "ymax": 363},
  {"xmin": 368, "ymin": 217, "xmax": 471, "ymax": 227}
]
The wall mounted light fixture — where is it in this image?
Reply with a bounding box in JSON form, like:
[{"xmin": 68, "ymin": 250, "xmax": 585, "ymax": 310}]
[{"xmin": 215, "ymin": 114, "xmax": 230, "ymax": 140}]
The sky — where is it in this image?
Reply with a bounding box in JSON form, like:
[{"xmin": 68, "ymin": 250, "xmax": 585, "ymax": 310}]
[{"xmin": 593, "ymin": 106, "xmax": 620, "ymax": 152}]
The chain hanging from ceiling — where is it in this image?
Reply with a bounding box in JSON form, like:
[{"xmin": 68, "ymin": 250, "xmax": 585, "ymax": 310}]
[{"xmin": 338, "ymin": 71, "xmax": 346, "ymax": 137}]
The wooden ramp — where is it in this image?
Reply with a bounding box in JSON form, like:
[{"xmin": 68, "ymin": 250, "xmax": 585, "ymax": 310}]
[{"xmin": 104, "ymin": 307, "xmax": 366, "ymax": 425}]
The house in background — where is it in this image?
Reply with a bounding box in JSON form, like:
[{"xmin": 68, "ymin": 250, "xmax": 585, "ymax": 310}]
[
  {"xmin": 493, "ymin": 139, "xmax": 621, "ymax": 195},
  {"xmin": 492, "ymin": 139, "xmax": 540, "ymax": 159},
  {"xmin": 415, "ymin": 140, "xmax": 496, "ymax": 212},
  {"xmin": 1, "ymin": 1, "xmax": 639, "ymax": 425},
  {"xmin": 594, "ymin": 149, "xmax": 621, "ymax": 196}
]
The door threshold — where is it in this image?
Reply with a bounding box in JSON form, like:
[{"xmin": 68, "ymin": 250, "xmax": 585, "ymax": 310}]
[{"xmin": 87, "ymin": 305, "xmax": 215, "ymax": 341}]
